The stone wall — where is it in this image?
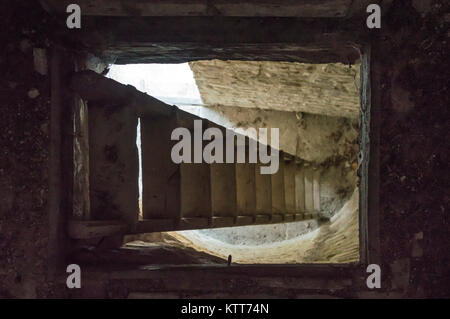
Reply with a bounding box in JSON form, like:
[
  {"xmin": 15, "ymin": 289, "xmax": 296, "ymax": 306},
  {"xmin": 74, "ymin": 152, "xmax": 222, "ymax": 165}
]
[
  {"xmin": 172, "ymin": 188, "xmax": 359, "ymax": 264},
  {"xmin": 183, "ymin": 105, "xmax": 359, "ymax": 165},
  {"xmin": 0, "ymin": 1, "xmax": 55, "ymax": 298},
  {"xmin": 374, "ymin": 0, "xmax": 449, "ymax": 298},
  {"xmin": 190, "ymin": 60, "xmax": 360, "ymax": 118}
]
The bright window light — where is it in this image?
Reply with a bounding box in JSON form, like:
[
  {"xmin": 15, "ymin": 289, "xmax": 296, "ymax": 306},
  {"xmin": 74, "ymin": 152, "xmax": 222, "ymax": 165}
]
[{"xmin": 107, "ymin": 63, "xmax": 203, "ymax": 106}]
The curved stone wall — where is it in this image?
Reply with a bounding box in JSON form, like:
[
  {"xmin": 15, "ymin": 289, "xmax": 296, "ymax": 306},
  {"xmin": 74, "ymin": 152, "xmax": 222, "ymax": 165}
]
[{"xmin": 170, "ymin": 188, "xmax": 359, "ymax": 264}]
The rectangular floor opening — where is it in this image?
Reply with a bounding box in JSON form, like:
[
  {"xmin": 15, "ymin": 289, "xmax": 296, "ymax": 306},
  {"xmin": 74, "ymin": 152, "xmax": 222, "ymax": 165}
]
[{"xmin": 104, "ymin": 60, "xmax": 362, "ymax": 264}]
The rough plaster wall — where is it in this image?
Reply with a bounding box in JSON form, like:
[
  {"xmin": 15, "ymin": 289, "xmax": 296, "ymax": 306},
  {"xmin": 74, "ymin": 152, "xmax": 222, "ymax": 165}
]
[
  {"xmin": 190, "ymin": 60, "xmax": 360, "ymax": 118},
  {"xmin": 169, "ymin": 188, "xmax": 359, "ymax": 264},
  {"xmin": 303, "ymin": 188, "xmax": 359, "ymax": 263},
  {"xmin": 320, "ymin": 162, "xmax": 357, "ymax": 218},
  {"xmin": 195, "ymin": 220, "xmax": 320, "ymax": 246}
]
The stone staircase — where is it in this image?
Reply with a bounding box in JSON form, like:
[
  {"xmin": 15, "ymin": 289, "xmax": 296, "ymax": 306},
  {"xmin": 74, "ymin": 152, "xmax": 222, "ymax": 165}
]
[{"xmin": 69, "ymin": 71, "xmax": 321, "ymax": 240}]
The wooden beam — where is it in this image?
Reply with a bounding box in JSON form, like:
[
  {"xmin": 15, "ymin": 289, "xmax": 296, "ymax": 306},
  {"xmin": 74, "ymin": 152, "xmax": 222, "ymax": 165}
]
[
  {"xmin": 284, "ymin": 160, "xmax": 296, "ymax": 214},
  {"xmin": 141, "ymin": 115, "xmax": 180, "ymax": 220},
  {"xmin": 179, "ymin": 117, "xmax": 212, "ymax": 219},
  {"xmin": 41, "ymin": 0, "xmax": 352, "ymax": 18},
  {"xmin": 313, "ymin": 169, "xmax": 321, "ymax": 212},
  {"xmin": 210, "ymin": 127, "xmax": 237, "ymax": 218},
  {"xmin": 304, "ymin": 166, "xmax": 315, "ymax": 212},
  {"xmin": 136, "ymin": 219, "xmax": 175, "ymax": 233},
  {"xmin": 235, "ymin": 139, "xmax": 257, "ymax": 217},
  {"xmin": 255, "ymin": 162, "xmax": 272, "ymax": 215},
  {"xmin": 88, "ymin": 100, "xmax": 139, "ymax": 226},
  {"xmin": 68, "ymin": 220, "xmax": 128, "ymax": 239},
  {"xmin": 271, "ymin": 155, "xmax": 285, "ymax": 214},
  {"xmin": 48, "ymin": 47, "xmax": 64, "ymax": 277},
  {"xmin": 70, "ymin": 70, "xmax": 175, "ymax": 117},
  {"xmin": 295, "ymin": 164, "xmax": 306, "ymax": 213},
  {"xmin": 62, "ymin": 17, "xmax": 361, "ymax": 64}
]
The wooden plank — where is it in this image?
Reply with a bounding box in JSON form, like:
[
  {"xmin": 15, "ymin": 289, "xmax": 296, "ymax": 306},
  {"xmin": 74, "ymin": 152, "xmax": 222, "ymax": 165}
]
[
  {"xmin": 179, "ymin": 218, "xmax": 209, "ymax": 230},
  {"xmin": 366, "ymin": 46, "xmax": 381, "ymax": 265},
  {"xmin": 304, "ymin": 166, "xmax": 314, "ymax": 213},
  {"xmin": 136, "ymin": 219, "xmax": 175, "ymax": 233},
  {"xmin": 180, "ymin": 162, "xmax": 211, "ymax": 217},
  {"xmin": 271, "ymin": 214, "xmax": 284, "ymax": 223},
  {"xmin": 295, "ymin": 164, "xmax": 306, "ymax": 213},
  {"xmin": 179, "ymin": 116, "xmax": 212, "ymax": 218},
  {"xmin": 72, "ymin": 16, "xmax": 360, "ymax": 65},
  {"xmin": 210, "ymin": 161, "xmax": 237, "ymax": 217},
  {"xmin": 235, "ymin": 137, "xmax": 256, "ymax": 217},
  {"xmin": 283, "ymin": 160, "xmax": 296, "ymax": 214},
  {"xmin": 141, "ymin": 115, "xmax": 180, "ymax": 220},
  {"xmin": 135, "ymin": 209, "xmax": 315, "ymax": 232},
  {"xmin": 48, "ymin": 47, "xmax": 64, "ymax": 277},
  {"xmin": 72, "ymin": 96, "xmax": 90, "ymax": 220},
  {"xmin": 211, "ymin": 217, "xmax": 235, "ymax": 228},
  {"xmin": 41, "ymin": 0, "xmax": 352, "ymax": 18},
  {"xmin": 255, "ymin": 159, "xmax": 272, "ymax": 215},
  {"xmin": 71, "ymin": 70, "xmax": 173, "ymax": 117},
  {"xmin": 271, "ymin": 153, "xmax": 285, "ymax": 214},
  {"xmin": 142, "ymin": 109, "xmax": 210, "ymax": 221},
  {"xmin": 284, "ymin": 214, "xmax": 294, "ymax": 222},
  {"xmin": 304, "ymin": 212, "xmax": 317, "ymax": 220},
  {"xmin": 254, "ymin": 214, "xmax": 270, "ymax": 224},
  {"xmin": 88, "ymin": 101, "xmax": 139, "ymax": 226},
  {"xmin": 68, "ymin": 220, "xmax": 128, "ymax": 239},
  {"xmin": 209, "ymin": 125, "xmax": 237, "ymax": 218},
  {"xmin": 235, "ymin": 215, "xmax": 253, "ymax": 226},
  {"xmin": 313, "ymin": 169, "xmax": 321, "ymax": 212}
]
